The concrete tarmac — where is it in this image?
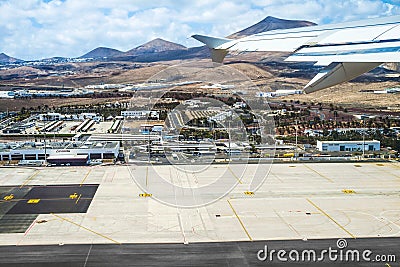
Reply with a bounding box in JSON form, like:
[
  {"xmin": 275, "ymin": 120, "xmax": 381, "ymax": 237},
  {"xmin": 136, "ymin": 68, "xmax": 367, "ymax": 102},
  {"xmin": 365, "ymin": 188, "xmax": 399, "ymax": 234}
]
[{"xmin": 0, "ymin": 162, "xmax": 399, "ymax": 266}]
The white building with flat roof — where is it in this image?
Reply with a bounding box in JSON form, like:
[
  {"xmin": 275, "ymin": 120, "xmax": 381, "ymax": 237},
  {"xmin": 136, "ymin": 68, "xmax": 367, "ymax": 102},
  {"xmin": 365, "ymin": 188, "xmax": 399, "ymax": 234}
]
[
  {"xmin": 317, "ymin": 140, "xmax": 380, "ymax": 152},
  {"xmin": 121, "ymin": 110, "xmax": 159, "ymax": 119},
  {"xmin": 39, "ymin": 113, "xmax": 63, "ymax": 121},
  {"xmin": 79, "ymin": 113, "xmax": 103, "ymax": 122},
  {"xmin": 0, "ymin": 91, "xmax": 15, "ymax": 98}
]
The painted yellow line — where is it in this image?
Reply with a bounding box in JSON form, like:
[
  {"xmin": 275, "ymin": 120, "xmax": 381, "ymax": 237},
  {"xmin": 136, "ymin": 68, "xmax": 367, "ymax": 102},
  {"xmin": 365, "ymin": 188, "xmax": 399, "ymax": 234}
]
[
  {"xmin": 390, "ymin": 173, "xmax": 400, "ymax": 179},
  {"xmin": 303, "ymin": 164, "xmax": 333, "ymax": 183},
  {"xmin": 307, "ymin": 198, "xmax": 356, "ymax": 239},
  {"xmin": 274, "ymin": 209, "xmax": 302, "ymax": 238},
  {"xmin": 228, "ymin": 167, "xmax": 243, "ymax": 184},
  {"xmin": 227, "ymin": 199, "xmax": 252, "ymax": 241},
  {"xmin": 0, "ymin": 197, "xmax": 93, "ymax": 203},
  {"xmin": 386, "ymin": 163, "xmax": 400, "ymax": 178},
  {"xmin": 20, "ymin": 170, "xmax": 40, "ymax": 188},
  {"xmin": 75, "ymin": 194, "xmax": 82, "ymax": 204},
  {"xmin": 389, "ymin": 162, "xmax": 400, "ymax": 169},
  {"xmin": 80, "ymin": 169, "xmax": 92, "ymax": 186},
  {"xmin": 51, "ymin": 213, "xmax": 121, "ymax": 245},
  {"xmin": 372, "ymin": 163, "xmax": 400, "ymax": 179},
  {"xmin": 146, "ymin": 166, "xmax": 149, "ymax": 187}
]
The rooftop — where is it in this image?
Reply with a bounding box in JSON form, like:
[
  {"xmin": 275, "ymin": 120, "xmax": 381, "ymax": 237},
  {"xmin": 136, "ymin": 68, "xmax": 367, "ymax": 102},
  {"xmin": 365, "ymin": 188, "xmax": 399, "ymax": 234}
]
[
  {"xmin": 0, "ymin": 141, "xmax": 119, "ymax": 153},
  {"xmin": 317, "ymin": 140, "xmax": 380, "ymax": 144}
]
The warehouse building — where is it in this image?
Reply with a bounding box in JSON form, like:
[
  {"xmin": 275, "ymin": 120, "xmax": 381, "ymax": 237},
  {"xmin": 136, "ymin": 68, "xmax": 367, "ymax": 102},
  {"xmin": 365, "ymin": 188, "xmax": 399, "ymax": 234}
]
[
  {"xmin": 0, "ymin": 141, "xmax": 120, "ymax": 162},
  {"xmin": 317, "ymin": 140, "xmax": 380, "ymax": 152}
]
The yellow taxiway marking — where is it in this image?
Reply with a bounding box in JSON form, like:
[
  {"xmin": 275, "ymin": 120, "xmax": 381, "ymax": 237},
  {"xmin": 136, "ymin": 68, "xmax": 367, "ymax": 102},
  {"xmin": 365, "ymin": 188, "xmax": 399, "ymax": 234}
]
[
  {"xmin": 228, "ymin": 167, "xmax": 243, "ymax": 184},
  {"xmin": 27, "ymin": 199, "xmax": 40, "ymax": 204},
  {"xmin": 20, "ymin": 170, "xmax": 40, "ymax": 188},
  {"xmin": 139, "ymin": 193, "xmax": 152, "ymax": 197},
  {"xmin": 51, "ymin": 213, "xmax": 121, "ymax": 245},
  {"xmin": 80, "ymin": 169, "xmax": 92, "ymax": 186},
  {"xmin": 307, "ymin": 198, "xmax": 356, "ymax": 239},
  {"xmin": 1, "ymin": 197, "xmax": 92, "ymax": 204},
  {"xmin": 75, "ymin": 194, "xmax": 82, "ymax": 204},
  {"xmin": 303, "ymin": 164, "xmax": 334, "ymax": 183},
  {"xmin": 69, "ymin": 193, "xmax": 78, "ymax": 199},
  {"xmin": 227, "ymin": 199, "xmax": 252, "ymax": 241},
  {"xmin": 342, "ymin": 189, "xmax": 356, "ymax": 194},
  {"xmin": 3, "ymin": 194, "xmax": 14, "ymax": 201}
]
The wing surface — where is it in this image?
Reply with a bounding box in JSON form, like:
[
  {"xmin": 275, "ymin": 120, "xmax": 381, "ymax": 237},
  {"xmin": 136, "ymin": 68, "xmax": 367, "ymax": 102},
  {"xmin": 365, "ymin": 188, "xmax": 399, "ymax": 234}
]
[{"xmin": 192, "ymin": 16, "xmax": 400, "ymax": 92}]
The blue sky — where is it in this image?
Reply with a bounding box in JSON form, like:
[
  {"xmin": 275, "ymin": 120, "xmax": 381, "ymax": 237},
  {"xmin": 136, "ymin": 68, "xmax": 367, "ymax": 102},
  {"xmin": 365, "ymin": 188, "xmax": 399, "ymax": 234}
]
[{"xmin": 1, "ymin": 0, "xmax": 400, "ymax": 60}]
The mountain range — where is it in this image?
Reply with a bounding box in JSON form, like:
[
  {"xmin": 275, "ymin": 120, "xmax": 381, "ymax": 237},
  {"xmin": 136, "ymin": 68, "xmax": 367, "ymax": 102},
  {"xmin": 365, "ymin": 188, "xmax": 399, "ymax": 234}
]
[
  {"xmin": 0, "ymin": 16, "xmax": 316, "ymax": 63},
  {"xmin": 80, "ymin": 16, "xmax": 316, "ymax": 62},
  {"xmin": 0, "ymin": 53, "xmax": 23, "ymax": 64},
  {"xmin": 80, "ymin": 47, "xmax": 124, "ymax": 59},
  {"xmin": 228, "ymin": 16, "xmax": 316, "ymax": 39}
]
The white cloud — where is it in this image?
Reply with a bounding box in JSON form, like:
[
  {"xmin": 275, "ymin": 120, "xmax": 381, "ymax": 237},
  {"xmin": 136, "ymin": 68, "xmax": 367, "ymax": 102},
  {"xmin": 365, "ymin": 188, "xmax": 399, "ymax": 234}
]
[
  {"xmin": 0, "ymin": 0, "xmax": 399, "ymax": 60},
  {"xmin": 252, "ymin": 0, "xmax": 400, "ymax": 23}
]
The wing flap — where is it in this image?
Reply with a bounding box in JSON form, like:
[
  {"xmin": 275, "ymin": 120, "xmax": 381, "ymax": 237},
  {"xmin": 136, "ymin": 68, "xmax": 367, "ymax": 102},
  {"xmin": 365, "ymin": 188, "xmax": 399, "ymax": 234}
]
[{"xmin": 304, "ymin": 62, "xmax": 381, "ymax": 93}]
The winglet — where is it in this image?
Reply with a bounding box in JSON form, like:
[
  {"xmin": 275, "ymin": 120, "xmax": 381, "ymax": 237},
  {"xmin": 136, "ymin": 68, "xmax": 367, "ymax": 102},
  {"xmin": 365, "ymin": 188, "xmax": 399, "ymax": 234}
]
[
  {"xmin": 192, "ymin": 34, "xmax": 231, "ymax": 63},
  {"xmin": 191, "ymin": 35, "xmax": 231, "ymax": 48}
]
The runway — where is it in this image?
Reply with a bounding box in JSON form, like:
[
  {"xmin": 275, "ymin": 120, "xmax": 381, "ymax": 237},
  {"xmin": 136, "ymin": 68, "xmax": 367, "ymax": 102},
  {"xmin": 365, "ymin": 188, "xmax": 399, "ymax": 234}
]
[{"xmin": 0, "ymin": 237, "xmax": 398, "ymax": 266}]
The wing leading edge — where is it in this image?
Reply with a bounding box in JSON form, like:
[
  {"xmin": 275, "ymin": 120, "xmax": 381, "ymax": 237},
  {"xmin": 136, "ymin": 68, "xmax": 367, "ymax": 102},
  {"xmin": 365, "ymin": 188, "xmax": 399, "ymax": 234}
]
[{"xmin": 192, "ymin": 15, "xmax": 400, "ymax": 93}]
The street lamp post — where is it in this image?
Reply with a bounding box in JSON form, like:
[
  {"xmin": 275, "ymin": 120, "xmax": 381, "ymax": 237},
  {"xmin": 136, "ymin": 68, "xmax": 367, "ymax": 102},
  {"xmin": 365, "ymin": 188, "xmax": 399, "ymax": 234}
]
[
  {"xmin": 362, "ymin": 129, "xmax": 365, "ymax": 159},
  {"xmin": 228, "ymin": 112, "xmax": 232, "ymax": 162},
  {"xmin": 44, "ymin": 114, "xmax": 47, "ymax": 164},
  {"xmin": 295, "ymin": 119, "xmax": 298, "ymax": 160},
  {"xmin": 362, "ymin": 118, "xmax": 366, "ymax": 159}
]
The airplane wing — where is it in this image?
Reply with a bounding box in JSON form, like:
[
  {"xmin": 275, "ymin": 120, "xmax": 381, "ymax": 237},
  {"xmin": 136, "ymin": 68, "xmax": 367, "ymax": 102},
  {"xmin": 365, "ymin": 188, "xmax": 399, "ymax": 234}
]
[{"xmin": 192, "ymin": 16, "xmax": 400, "ymax": 93}]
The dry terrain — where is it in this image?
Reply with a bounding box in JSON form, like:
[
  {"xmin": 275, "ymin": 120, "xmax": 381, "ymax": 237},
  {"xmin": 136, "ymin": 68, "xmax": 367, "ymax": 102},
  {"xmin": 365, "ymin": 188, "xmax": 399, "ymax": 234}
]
[
  {"xmin": 0, "ymin": 62, "xmax": 170, "ymax": 88},
  {"xmin": 281, "ymin": 81, "xmax": 400, "ymax": 110},
  {"xmin": 1, "ymin": 55, "xmax": 400, "ymax": 112},
  {"xmin": 230, "ymin": 61, "xmax": 400, "ymax": 111},
  {"xmin": 0, "ymin": 97, "xmax": 131, "ymax": 112}
]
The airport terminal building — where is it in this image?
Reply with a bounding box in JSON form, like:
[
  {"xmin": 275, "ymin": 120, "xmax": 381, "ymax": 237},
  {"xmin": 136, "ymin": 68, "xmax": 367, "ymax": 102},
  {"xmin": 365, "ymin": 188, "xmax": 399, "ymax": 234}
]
[
  {"xmin": 0, "ymin": 141, "xmax": 120, "ymax": 163},
  {"xmin": 317, "ymin": 140, "xmax": 380, "ymax": 152}
]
